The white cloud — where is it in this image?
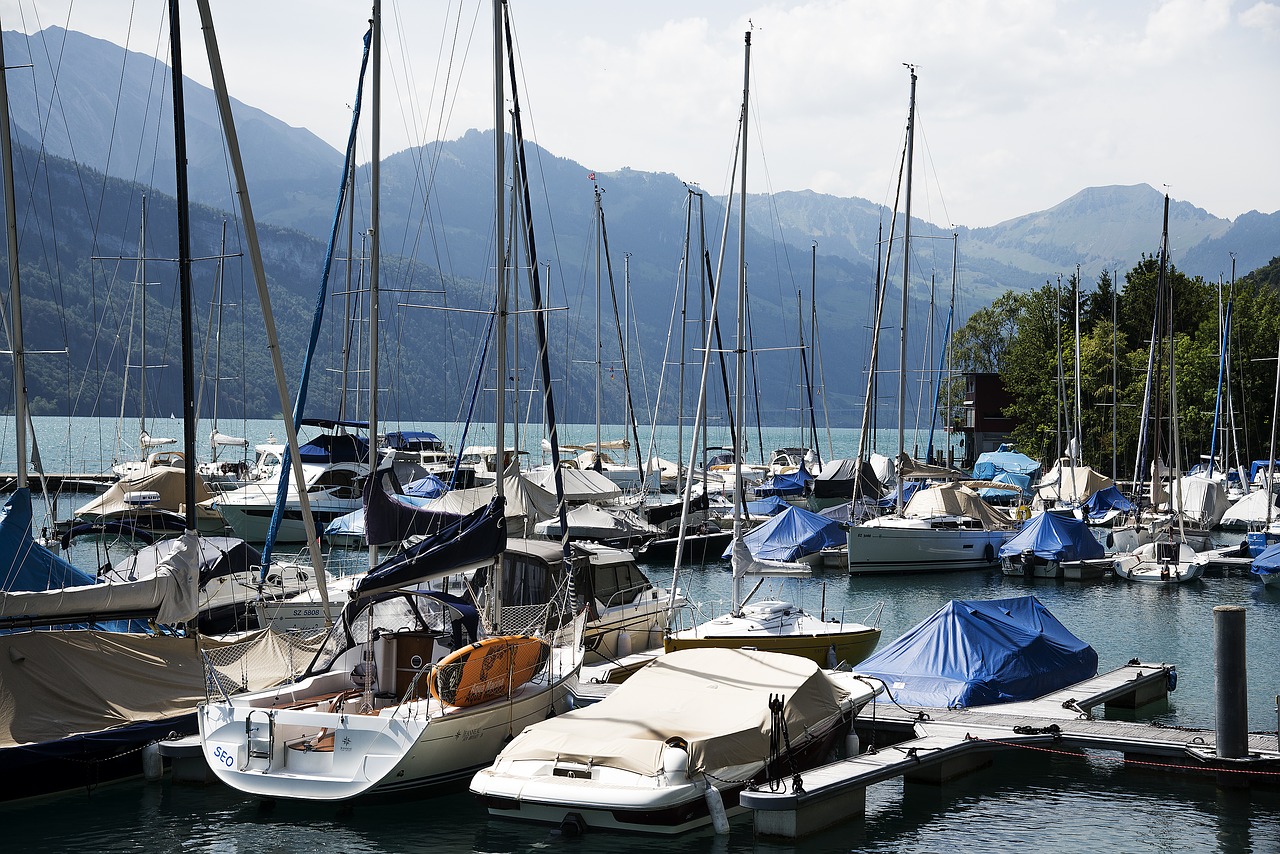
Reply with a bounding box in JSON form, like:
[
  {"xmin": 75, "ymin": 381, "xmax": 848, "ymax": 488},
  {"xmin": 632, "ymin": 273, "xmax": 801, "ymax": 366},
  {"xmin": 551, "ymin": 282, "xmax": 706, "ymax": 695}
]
[{"xmin": 1239, "ymin": 1, "xmax": 1280, "ymax": 33}]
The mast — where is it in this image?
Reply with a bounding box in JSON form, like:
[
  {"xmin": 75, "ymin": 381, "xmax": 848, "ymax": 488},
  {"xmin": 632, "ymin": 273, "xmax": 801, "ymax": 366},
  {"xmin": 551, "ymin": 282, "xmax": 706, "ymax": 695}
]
[
  {"xmin": 1074, "ymin": 263, "xmax": 1083, "ymax": 462},
  {"xmin": 0, "ymin": 19, "xmax": 27, "ymax": 489},
  {"xmin": 593, "ymin": 182, "xmax": 603, "ymax": 467},
  {"xmin": 195, "ymin": 0, "xmax": 330, "ymax": 617},
  {"xmin": 368, "ymin": 0, "xmax": 382, "ymax": 568},
  {"xmin": 493, "ymin": 0, "xmax": 507, "ymax": 625},
  {"xmin": 168, "ymin": 0, "xmax": 198, "ymax": 529},
  {"xmin": 896, "ymin": 64, "xmax": 916, "ymax": 511},
  {"xmin": 731, "ymin": 29, "xmax": 750, "ymax": 614}
]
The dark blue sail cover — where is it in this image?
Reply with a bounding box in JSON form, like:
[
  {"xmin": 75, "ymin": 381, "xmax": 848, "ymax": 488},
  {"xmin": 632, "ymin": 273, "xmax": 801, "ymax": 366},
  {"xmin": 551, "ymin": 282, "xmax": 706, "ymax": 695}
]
[
  {"xmin": 364, "ymin": 468, "xmax": 459, "ymax": 546},
  {"xmin": 858, "ymin": 596, "xmax": 1098, "ymax": 708},
  {"xmin": 1, "ymin": 489, "xmax": 96, "ymax": 592},
  {"xmin": 1082, "ymin": 485, "xmax": 1135, "ymax": 521},
  {"xmin": 998, "ymin": 512, "xmax": 1105, "ymax": 562},
  {"xmin": 354, "ymin": 495, "xmax": 506, "ymax": 596},
  {"xmin": 725, "ymin": 504, "xmax": 844, "ymax": 562}
]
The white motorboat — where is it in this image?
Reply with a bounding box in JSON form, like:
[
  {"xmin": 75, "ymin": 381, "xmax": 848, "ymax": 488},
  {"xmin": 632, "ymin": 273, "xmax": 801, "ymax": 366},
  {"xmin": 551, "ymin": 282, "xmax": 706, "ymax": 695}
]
[
  {"xmin": 470, "ymin": 646, "xmax": 882, "ymax": 835},
  {"xmin": 1113, "ymin": 538, "xmax": 1204, "ymax": 583}
]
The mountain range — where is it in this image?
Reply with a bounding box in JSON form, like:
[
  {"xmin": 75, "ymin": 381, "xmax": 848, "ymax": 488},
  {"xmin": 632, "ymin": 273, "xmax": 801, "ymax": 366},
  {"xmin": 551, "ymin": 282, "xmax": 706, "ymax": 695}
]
[{"xmin": 2, "ymin": 26, "xmax": 1277, "ymax": 427}]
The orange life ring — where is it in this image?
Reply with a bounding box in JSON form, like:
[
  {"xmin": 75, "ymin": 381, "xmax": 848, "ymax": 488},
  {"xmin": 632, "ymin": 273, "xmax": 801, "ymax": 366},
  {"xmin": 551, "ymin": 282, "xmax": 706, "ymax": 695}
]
[{"xmin": 431, "ymin": 635, "xmax": 551, "ymax": 708}]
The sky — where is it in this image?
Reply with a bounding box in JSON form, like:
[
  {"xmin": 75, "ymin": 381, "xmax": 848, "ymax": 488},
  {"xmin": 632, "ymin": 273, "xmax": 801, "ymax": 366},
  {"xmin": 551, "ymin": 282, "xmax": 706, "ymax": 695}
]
[{"xmin": 2, "ymin": 0, "xmax": 1278, "ymax": 228}]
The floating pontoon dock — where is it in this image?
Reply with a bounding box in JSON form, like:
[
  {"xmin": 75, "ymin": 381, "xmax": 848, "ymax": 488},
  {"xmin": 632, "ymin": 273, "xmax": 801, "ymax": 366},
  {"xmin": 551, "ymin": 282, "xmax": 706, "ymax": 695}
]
[{"xmin": 741, "ymin": 661, "xmax": 1280, "ymax": 839}]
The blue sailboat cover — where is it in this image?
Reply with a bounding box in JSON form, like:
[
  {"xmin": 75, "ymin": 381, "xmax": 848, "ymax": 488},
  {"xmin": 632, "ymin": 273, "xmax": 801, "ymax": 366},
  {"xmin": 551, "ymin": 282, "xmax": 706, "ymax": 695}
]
[
  {"xmin": 724, "ymin": 504, "xmax": 843, "ymax": 561},
  {"xmin": 754, "ymin": 469, "xmax": 812, "ymax": 497},
  {"xmin": 1081, "ymin": 484, "xmax": 1135, "ymax": 521},
  {"xmin": 978, "ymin": 470, "xmax": 1032, "ymax": 499},
  {"xmin": 1251, "ymin": 542, "xmax": 1280, "ymax": 578},
  {"xmin": 972, "ymin": 446, "xmax": 1041, "ymax": 480},
  {"xmin": 858, "ymin": 596, "xmax": 1098, "ymax": 708},
  {"xmin": 745, "ymin": 495, "xmax": 791, "ymax": 517},
  {"xmin": 998, "ymin": 512, "xmax": 1105, "ymax": 562},
  {"xmin": 1, "ymin": 489, "xmax": 97, "ymax": 591}
]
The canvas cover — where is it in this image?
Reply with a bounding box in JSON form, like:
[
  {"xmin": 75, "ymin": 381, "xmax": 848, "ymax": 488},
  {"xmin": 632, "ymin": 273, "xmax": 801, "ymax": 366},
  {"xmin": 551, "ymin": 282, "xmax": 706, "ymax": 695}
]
[
  {"xmin": 0, "ymin": 627, "xmax": 323, "ymax": 747},
  {"xmin": 858, "ymin": 596, "xmax": 1098, "ymax": 708},
  {"xmin": 103, "ymin": 536, "xmax": 262, "ymax": 587},
  {"xmin": 903, "ymin": 484, "xmax": 1014, "ymax": 530},
  {"xmin": 973, "ymin": 447, "xmax": 1041, "ymax": 480},
  {"xmin": 1, "ymin": 490, "xmax": 94, "ymax": 592},
  {"xmin": 1173, "ymin": 475, "xmax": 1228, "ymax": 528},
  {"xmin": 998, "ymin": 513, "xmax": 1105, "ymax": 562},
  {"xmin": 525, "ymin": 467, "xmax": 622, "ymax": 503},
  {"xmin": 355, "ymin": 497, "xmax": 506, "ymax": 596},
  {"xmin": 0, "ymin": 532, "xmax": 202, "ymax": 625},
  {"xmin": 1082, "ymin": 484, "xmax": 1136, "ymax": 521},
  {"xmin": 728, "ymin": 505, "xmax": 843, "ymax": 562},
  {"xmin": 75, "ymin": 466, "xmax": 216, "ymax": 519},
  {"xmin": 415, "ymin": 473, "xmax": 557, "ymax": 537},
  {"xmin": 1252, "ymin": 542, "xmax": 1280, "ymax": 577},
  {"xmin": 492, "ymin": 647, "xmax": 847, "ymax": 776},
  {"xmin": 813, "ymin": 458, "xmax": 883, "ymax": 500},
  {"xmin": 1220, "ymin": 489, "xmax": 1279, "ymax": 527},
  {"xmin": 745, "ymin": 495, "xmax": 791, "ymax": 517},
  {"xmin": 534, "ymin": 505, "xmax": 659, "ymax": 541},
  {"xmin": 754, "ymin": 469, "xmax": 812, "ymax": 498},
  {"xmin": 1035, "ymin": 461, "xmax": 1113, "ymax": 505}
]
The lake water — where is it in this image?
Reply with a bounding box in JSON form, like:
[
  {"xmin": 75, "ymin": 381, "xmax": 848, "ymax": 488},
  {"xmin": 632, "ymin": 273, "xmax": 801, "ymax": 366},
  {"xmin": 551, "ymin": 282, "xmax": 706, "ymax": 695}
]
[{"xmin": 3, "ymin": 418, "xmax": 1279, "ymax": 852}]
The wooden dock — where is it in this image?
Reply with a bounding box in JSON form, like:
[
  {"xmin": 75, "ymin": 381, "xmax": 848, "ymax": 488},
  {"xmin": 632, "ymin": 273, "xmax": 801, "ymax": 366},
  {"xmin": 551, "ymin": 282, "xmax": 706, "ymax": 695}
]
[{"xmin": 741, "ymin": 662, "xmax": 1280, "ymax": 839}]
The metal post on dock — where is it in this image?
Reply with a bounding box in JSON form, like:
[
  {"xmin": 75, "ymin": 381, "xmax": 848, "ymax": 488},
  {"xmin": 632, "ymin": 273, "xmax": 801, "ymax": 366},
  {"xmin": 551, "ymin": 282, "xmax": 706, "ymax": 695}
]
[{"xmin": 1213, "ymin": 605, "xmax": 1248, "ymax": 760}]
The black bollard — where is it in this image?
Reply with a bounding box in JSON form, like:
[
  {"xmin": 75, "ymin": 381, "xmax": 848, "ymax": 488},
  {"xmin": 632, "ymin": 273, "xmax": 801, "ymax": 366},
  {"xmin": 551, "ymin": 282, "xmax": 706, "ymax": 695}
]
[{"xmin": 1213, "ymin": 605, "xmax": 1248, "ymax": 760}]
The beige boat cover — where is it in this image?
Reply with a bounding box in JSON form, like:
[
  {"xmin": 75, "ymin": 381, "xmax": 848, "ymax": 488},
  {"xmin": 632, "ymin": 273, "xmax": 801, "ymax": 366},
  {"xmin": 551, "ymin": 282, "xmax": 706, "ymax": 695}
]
[
  {"xmin": 493, "ymin": 647, "xmax": 847, "ymax": 776},
  {"xmin": 417, "ymin": 473, "xmax": 557, "ymax": 536},
  {"xmin": 0, "ymin": 627, "xmax": 323, "ymax": 746},
  {"xmin": 525, "ymin": 467, "xmax": 622, "ymax": 503},
  {"xmin": 903, "ymin": 484, "xmax": 1014, "ymax": 530},
  {"xmin": 1035, "ymin": 461, "xmax": 1114, "ymax": 505},
  {"xmin": 75, "ymin": 466, "xmax": 217, "ymax": 519}
]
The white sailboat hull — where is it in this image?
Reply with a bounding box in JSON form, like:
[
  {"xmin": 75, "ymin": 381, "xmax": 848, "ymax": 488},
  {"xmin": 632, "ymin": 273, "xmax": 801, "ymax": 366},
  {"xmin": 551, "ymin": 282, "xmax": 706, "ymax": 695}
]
[{"xmin": 847, "ymin": 517, "xmax": 1009, "ymax": 574}]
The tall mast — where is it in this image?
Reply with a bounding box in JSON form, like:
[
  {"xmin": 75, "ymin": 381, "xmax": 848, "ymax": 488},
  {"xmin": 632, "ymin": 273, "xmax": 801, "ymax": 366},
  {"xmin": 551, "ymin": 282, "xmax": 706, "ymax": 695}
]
[
  {"xmin": 168, "ymin": 0, "xmax": 198, "ymax": 529},
  {"xmin": 0, "ymin": 19, "xmax": 27, "ymax": 488},
  {"xmin": 896, "ymin": 64, "xmax": 916, "ymax": 510},
  {"xmin": 368, "ymin": 0, "xmax": 382, "ymax": 567},
  {"xmin": 594, "ymin": 183, "xmax": 603, "ymax": 464},
  {"xmin": 731, "ymin": 29, "xmax": 750, "ymax": 614},
  {"xmin": 493, "ymin": 0, "xmax": 507, "ymax": 623}
]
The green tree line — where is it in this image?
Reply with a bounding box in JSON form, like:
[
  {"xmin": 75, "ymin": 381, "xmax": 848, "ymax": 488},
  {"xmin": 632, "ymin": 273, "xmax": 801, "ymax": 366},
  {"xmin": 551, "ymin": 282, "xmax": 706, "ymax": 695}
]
[{"xmin": 950, "ymin": 255, "xmax": 1280, "ymax": 477}]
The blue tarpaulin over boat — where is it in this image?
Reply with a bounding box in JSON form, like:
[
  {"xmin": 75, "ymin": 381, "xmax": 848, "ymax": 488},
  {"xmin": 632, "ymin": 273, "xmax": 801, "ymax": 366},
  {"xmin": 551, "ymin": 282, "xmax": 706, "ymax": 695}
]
[
  {"xmin": 754, "ymin": 468, "xmax": 812, "ymax": 498},
  {"xmin": 878, "ymin": 480, "xmax": 920, "ymax": 508},
  {"xmin": 403, "ymin": 474, "xmax": 448, "ymax": 498},
  {"xmin": 724, "ymin": 504, "xmax": 844, "ymax": 562},
  {"xmin": 978, "ymin": 471, "xmax": 1032, "ymax": 500},
  {"xmin": 745, "ymin": 495, "xmax": 791, "ymax": 517},
  {"xmin": 1081, "ymin": 484, "xmax": 1135, "ymax": 521},
  {"xmin": 858, "ymin": 595, "xmax": 1098, "ymax": 708},
  {"xmin": 1251, "ymin": 542, "xmax": 1280, "ymax": 579},
  {"xmin": 998, "ymin": 512, "xmax": 1105, "ymax": 562},
  {"xmin": 973, "ymin": 446, "xmax": 1041, "ymax": 480},
  {"xmin": 1249, "ymin": 460, "xmax": 1280, "ymax": 482}
]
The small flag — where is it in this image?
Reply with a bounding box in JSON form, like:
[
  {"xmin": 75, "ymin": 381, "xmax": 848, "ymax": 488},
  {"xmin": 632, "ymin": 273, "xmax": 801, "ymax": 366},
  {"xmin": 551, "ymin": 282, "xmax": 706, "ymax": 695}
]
[{"xmin": 587, "ymin": 171, "xmax": 595, "ymax": 180}]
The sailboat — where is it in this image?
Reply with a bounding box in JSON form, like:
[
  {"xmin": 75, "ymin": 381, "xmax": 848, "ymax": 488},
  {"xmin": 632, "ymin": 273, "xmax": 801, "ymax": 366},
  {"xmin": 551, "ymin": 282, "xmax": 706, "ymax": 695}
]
[
  {"xmin": 0, "ymin": 1, "xmax": 318, "ymax": 800},
  {"xmin": 845, "ymin": 66, "xmax": 1014, "ymax": 575},
  {"xmin": 662, "ymin": 32, "xmax": 881, "ymax": 669},
  {"xmin": 198, "ymin": 0, "xmax": 584, "ymax": 801},
  {"xmin": 1113, "ymin": 194, "xmax": 1203, "ymax": 584}
]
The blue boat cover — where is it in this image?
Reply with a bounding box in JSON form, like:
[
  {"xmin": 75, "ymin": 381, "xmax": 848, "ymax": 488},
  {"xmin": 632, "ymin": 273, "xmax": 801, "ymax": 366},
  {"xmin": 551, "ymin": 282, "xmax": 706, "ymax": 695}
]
[
  {"xmin": 298, "ymin": 431, "xmax": 369, "ymax": 464},
  {"xmin": 754, "ymin": 469, "xmax": 812, "ymax": 498},
  {"xmin": 745, "ymin": 495, "xmax": 791, "ymax": 517},
  {"xmin": 1251, "ymin": 542, "xmax": 1280, "ymax": 578},
  {"xmin": 1249, "ymin": 460, "xmax": 1280, "ymax": 482},
  {"xmin": 973, "ymin": 446, "xmax": 1041, "ymax": 480},
  {"xmin": 403, "ymin": 474, "xmax": 448, "ymax": 498},
  {"xmin": 384, "ymin": 431, "xmax": 443, "ymax": 450},
  {"xmin": 723, "ymin": 504, "xmax": 844, "ymax": 562},
  {"xmin": 878, "ymin": 480, "xmax": 920, "ymax": 508},
  {"xmin": 858, "ymin": 595, "xmax": 1098, "ymax": 708},
  {"xmin": 1081, "ymin": 484, "xmax": 1135, "ymax": 521},
  {"xmin": 998, "ymin": 512, "xmax": 1105, "ymax": 561}
]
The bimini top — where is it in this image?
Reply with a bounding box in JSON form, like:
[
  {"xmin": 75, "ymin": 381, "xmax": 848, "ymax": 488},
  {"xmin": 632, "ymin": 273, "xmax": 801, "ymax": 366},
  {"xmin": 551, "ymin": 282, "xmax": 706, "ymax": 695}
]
[
  {"xmin": 998, "ymin": 512, "xmax": 1105, "ymax": 562},
  {"xmin": 858, "ymin": 595, "xmax": 1097, "ymax": 709},
  {"xmin": 488, "ymin": 647, "xmax": 854, "ymax": 776}
]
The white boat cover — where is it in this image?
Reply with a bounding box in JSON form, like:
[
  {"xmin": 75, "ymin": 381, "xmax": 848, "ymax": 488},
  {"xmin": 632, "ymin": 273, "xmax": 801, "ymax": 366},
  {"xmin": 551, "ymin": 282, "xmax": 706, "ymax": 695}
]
[
  {"xmin": 492, "ymin": 647, "xmax": 847, "ymax": 776},
  {"xmin": 0, "ymin": 532, "xmax": 202, "ymax": 624},
  {"xmin": 525, "ymin": 467, "xmax": 622, "ymax": 503},
  {"xmin": 1220, "ymin": 489, "xmax": 1280, "ymax": 527},
  {"xmin": 903, "ymin": 484, "xmax": 1014, "ymax": 530},
  {"xmin": 533, "ymin": 504, "xmax": 659, "ymax": 540},
  {"xmin": 76, "ymin": 466, "xmax": 217, "ymax": 519},
  {"xmin": 1173, "ymin": 475, "xmax": 1228, "ymax": 528},
  {"xmin": 417, "ymin": 473, "xmax": 558, "ymax": 536},
  {"xmin": 0, "ymin": 626, "xmax": 323, "ymax": 747}
]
